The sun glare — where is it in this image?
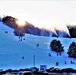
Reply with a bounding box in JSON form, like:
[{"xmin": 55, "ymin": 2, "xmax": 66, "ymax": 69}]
[{"xmin": 15, "ymin": 19, "xmax": 26, "ymax": 27}]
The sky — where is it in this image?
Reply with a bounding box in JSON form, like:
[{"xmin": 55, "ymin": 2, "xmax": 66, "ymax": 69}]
[{"xmin": 0, "ymin": 0, "xmax": 76, "ymax": 28}]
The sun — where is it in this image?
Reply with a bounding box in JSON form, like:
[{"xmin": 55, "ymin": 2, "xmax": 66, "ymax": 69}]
[{"xmin": 15, "ymin": 19, "xmax": 26, "ymax": 27}]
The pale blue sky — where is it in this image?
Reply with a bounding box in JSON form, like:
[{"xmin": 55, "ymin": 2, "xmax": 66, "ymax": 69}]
[{"xmin": 0, "ymin": 0, "xmax": 76, "ymax": 28}]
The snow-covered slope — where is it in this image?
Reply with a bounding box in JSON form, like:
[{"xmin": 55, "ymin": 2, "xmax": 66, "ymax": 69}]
[{"xmin": 0, "ymin": 22, "xmax": 76, "ymax": 70}]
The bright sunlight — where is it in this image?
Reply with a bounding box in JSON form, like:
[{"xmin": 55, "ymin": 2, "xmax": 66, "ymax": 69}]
[{"xmin": 15, "ymin": 19, "xmax": 26, "ymax": 27}]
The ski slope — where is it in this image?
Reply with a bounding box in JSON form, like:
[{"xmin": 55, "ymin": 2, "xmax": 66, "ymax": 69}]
[{"xmin": 0, "ymin": 22, "xmax": 76, "ymax": 70}]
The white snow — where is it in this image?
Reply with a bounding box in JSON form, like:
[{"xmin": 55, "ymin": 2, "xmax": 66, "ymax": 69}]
[{"xmin": 0, "ymin": 22, "xmax": 76, "ymax": 71}]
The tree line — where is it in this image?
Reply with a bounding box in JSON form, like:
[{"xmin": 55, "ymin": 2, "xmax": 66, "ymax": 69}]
[{"xmin": 50, "ymin": 39, "xmax": 76, "ymax": 58}]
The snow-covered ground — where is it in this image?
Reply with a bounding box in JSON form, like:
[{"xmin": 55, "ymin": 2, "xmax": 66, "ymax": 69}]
[{"xmin": 0, "ymin": 22, "xmax": 76, "ymax": 71}]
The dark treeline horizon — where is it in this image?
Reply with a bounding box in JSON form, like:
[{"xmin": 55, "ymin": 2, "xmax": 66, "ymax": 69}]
[{"xmin": 1, "ymin": 15, "xmax": 76, "ymax": 38}]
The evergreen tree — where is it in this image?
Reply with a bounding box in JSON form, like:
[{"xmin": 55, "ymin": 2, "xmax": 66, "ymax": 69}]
[
  {"xmin": 50, "ymin": 39, "xmax": 64, "ymax": 52},
  {"xmin": 67, "ymin": 42, "xmax": 76, "ymax": 58}
]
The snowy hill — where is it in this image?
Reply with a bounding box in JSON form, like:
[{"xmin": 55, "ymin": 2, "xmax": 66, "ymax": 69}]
[{"xmin": 0, "ymin": 22, "xmax": 76, "ymax": 71}]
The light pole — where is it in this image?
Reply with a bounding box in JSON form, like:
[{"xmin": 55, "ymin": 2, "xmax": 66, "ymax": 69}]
[{"xmin": 33, "ymin": 55, "xmax": 35, "ymax": 67}]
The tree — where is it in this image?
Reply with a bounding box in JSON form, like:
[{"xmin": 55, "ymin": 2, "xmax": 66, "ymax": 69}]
[
  {"xmin": 67, "ymin": 42, "xmax": 76, "ymax": 58},
  {"xmin": 2, "ymin": 16, "xmax": 15, "ymax": 24},
  {"xmin": 67, "ymin": 25, "xmax": 76, "ymax": 38},
  {"xmin": 50, "ymin": 39, "xmax": 64, "ymax": 52},
  {"xmin": 13, "ymin": 30, "xmax": 25, "ymax": 37}
]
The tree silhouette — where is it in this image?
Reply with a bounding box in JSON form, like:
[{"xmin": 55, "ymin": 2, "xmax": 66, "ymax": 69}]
[
  {"xmin": 67, "ymin": 42, "xmax": 76, "ymax": 58},
  {"xmin": 50, "ymin": 39, "xmax": 64, "ymax": 52}
]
